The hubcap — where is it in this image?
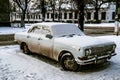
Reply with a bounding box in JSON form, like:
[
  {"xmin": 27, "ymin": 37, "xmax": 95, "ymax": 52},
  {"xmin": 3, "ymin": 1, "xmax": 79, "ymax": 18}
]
[{"xmin": 64, "ymin": 57, "xmax": 75, "ymax": 69}]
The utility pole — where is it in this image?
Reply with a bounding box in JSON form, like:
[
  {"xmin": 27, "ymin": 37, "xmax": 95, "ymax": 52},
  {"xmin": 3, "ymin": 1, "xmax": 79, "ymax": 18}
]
[{"xmin": 114, "ymin": 0, "xmax": 120, "ymax": 36}]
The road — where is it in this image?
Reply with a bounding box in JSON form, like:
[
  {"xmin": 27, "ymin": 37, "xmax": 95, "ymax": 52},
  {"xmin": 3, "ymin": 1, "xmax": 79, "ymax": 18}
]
[{"xmin": 0, "ymin": 45, "xmax": 120, "ymax": 80}]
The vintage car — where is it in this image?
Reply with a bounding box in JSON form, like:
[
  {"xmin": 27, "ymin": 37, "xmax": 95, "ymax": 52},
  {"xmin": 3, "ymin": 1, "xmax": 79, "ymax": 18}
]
[{"xmin": 15, "ymin": 22, "xmax": 116, "ymax": 71}]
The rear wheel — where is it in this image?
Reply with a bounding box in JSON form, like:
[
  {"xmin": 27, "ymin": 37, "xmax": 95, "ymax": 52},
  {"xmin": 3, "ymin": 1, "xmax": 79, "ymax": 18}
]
[
  {"xmin": 21, "ymin": 43, "xmax": 30, "ymax": 54},
  {"xmin": 60, "ymin": 54, "xmax": 79, "ymax": 71}
]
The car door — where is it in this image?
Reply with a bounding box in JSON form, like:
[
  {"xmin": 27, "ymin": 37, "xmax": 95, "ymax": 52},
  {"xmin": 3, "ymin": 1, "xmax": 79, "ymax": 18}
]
[
  {"xmin": 27, "ymin": 26, "xmax": 42, "ymax": 53},
  {"xmin": 39, "ymin": 26, "xmax": 54, "ymax": 58}
]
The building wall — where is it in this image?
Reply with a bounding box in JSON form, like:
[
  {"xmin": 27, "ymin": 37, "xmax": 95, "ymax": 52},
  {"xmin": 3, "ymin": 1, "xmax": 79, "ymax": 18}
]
[{"xmin": 10, "ymin": 3, "xmax": 116, "ymax": 24}]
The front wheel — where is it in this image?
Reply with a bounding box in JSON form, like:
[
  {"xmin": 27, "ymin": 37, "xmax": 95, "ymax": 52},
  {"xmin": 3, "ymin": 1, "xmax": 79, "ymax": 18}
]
[
  {"xmin": 21, "ymin": 43, "xmax": 30, "ymax": 54},
  {"xmin": 60, "ymin": 54, "xmax": 79, "ymax": 71}
]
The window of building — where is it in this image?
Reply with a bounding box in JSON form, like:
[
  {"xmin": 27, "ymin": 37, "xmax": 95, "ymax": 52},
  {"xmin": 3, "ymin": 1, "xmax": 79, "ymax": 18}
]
[
  {"xmin": 47, "ymin": 13, "xmax": 49, "ymax": 19},
  {"xmin": 75, "ymin": 12, "xmax": 78, "ymax": 19},
  {"xmin": 94, "ymin": 12, "xmax": 96, "ymax": 19},
  {"xmin": 58, "ymin": 13, "xmax": 62, "ymax": 19},
  {"xmin": 51, "ymin": 13, "xmax": 53, "ymax": 18},
  {"xmin": 55, "ymin": 13, "xmax": 58, "ymax": 19},
  {"xmin": 87, "ymin": 12, "xmax": 91, "ymax": 19},
  {"xmin": 101, "ymin": 12, "xmax": 106, "ymax": 20},
  {"xmin": 39, "ymin": 15, "xmax": 41, "ymax": 19},
  {"xmin": 69, "ymin": 13, "xmax": 72, "ymax": 19},
  {"xmin": 112, "ymin": 12, "xmax": 115, "ymax": 20},
  {"xmin": 64, "ymin": 13, "xmax": 67, "ymax": 19}
]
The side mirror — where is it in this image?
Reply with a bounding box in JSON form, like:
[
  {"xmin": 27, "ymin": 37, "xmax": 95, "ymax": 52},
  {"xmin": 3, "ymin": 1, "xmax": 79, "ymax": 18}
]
[{"xmin": 46, "ymin": 34, "xmax": 53, "ymax": 39}]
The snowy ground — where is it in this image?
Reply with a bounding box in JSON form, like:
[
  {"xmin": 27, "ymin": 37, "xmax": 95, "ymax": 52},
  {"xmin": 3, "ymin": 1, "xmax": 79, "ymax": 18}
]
[
  {"xmin": 0, "ymin": 35, "xmax": 120, "ymax": 80},
  {"xmin": 0, "ymin": 27, "xmax": 27, "ymax": 35}
]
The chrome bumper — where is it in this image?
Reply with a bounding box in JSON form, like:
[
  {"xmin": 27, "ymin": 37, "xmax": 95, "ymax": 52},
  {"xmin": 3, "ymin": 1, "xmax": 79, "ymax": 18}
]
[{"xmin": 76, "ymin": 53, "xmax": 116, "ymax": 65}]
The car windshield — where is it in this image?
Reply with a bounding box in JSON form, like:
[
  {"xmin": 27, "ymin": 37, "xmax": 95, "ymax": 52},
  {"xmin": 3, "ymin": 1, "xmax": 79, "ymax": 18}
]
[{"xmin": 51, "ymin": 24, "xmax": 85, "ymax": 37}]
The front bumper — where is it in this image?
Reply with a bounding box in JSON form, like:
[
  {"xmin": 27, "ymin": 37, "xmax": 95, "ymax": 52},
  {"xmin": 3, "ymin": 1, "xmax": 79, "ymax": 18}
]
[{"xmin": 76, "ymin": 53, "xmax": 116, "ymax": 65}]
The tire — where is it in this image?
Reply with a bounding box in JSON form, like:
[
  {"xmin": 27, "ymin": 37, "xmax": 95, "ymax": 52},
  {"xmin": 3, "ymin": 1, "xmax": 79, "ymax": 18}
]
[
  {"xmin": 60, "ymin": 54, "xmax": 79, "ymax": 71},
  {"xmin": 21, "ymin": 43, "xmax": 30, "ymax": 54}
]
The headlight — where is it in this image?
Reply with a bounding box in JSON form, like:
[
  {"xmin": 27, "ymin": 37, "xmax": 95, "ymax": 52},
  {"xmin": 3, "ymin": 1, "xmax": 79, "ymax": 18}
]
[
  {"xmin": 111, "ymin": 44, "xmax": 116, "ymax": 53},
  {"xmin": 113, "ymin": 44, "xmax": 116, "ymax": 50},
  {"xmin": 85, "ymin": 49, "xmax": 92, "ymax": 56}
]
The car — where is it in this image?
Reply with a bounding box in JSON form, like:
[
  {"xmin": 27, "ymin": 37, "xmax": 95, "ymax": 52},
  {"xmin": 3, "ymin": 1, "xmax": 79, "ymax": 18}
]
[{"xmin": 15, "ymin": 22, "xmax": 116, "ymax": 71}]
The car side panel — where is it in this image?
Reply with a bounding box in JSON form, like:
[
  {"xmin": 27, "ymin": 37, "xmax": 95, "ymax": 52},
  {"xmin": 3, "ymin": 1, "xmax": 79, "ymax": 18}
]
[
  {"xmin": 39, "ymin": 35, "xmax": 53, "ymax": 59},
  {"xmin": 27, "ymin": 34, "xmax": 41, "ymax": 53}
]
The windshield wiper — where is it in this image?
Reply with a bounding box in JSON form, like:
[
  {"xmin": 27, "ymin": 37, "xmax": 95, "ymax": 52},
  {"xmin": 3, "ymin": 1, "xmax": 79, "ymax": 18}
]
[
  {"xmin": 61, "ymin": 35, "xmax": 67, "ymax": 37},
  {"xmin": 60, "ymin": 34, "xmax": 81, "ymax": 37}
]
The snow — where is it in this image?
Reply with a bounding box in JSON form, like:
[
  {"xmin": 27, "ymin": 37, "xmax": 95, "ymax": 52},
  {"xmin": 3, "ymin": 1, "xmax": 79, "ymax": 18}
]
[
  {"xmin": 0, "ymin": 23, "xmax": 120, "ymax": 79},
  {"xmin": 0, "ymin": 27, "xmax": 27, "ymax": 35},
  {"xmin": 85, "ymin": 23, "xmax": 120, "ymax": 27},
  {"xmin": 0, "ymin": 35, "xmax": 120, "ymax": 79}
]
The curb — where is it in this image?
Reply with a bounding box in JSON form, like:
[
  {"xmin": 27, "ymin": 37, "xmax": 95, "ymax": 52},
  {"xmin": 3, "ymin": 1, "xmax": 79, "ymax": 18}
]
[{"xmin": 0, "ymin": 41, "xmax": 17, "ymax": 46}]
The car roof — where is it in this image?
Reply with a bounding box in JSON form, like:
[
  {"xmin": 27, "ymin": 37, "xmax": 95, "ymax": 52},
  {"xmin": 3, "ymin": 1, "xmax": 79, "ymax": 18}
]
[{"xmin": 31, "ymin": 22, "xmax": 76, "ymax": 28}]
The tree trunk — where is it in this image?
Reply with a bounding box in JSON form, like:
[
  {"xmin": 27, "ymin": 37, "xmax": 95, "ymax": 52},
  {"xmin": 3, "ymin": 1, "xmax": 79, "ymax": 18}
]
[
  {"xmin": 52, "ymin": 0, "xmax": 55, "ymax": 21},
  {"xmin": 58, "ymin": 0, "xmax": 61, "ymax": 22},
  {"xmin": 58, "ymin": 6, "xmax": 61, "ymax": 21},
  {"xmin": 95, "ymin": 0, "xmax": 99, "ymax": 23},
  {"xmin": 21, "ymin": 10, "xmax": 25, "ymax": 27},
  {"xmin": 52, "ymin": 6, "xmax": 55, "ymax": 21},
  {"xmin": 41, "ymin": 0, "xmax": 46, "ymax": 22},
  {"xmin": 78, "ymin": 0, "xmax": 84, "ymax": 31}
]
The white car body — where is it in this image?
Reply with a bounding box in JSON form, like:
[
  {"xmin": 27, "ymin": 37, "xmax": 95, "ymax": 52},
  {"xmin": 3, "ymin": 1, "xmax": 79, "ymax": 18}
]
[{"xmin": 15, "ymin": 22, "xmax": 116, "ymax": 66}]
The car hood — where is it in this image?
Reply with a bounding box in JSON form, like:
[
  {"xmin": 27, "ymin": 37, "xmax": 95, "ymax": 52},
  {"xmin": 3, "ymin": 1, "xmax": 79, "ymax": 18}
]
[{"xmin": 55, "ymin": 36, "xmax": 114, "ymax": 47}]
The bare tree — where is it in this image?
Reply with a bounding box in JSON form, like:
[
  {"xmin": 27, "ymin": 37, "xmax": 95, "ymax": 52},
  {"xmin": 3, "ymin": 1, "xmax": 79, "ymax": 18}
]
[
  {"xmin": 73, "ymin": 0, "xmax": 85, "ymax": 31},
  {"xmin": 13, "ymin": 0, "xmax": 31, "ymax": 27},
  {"xmin": 50, "ymin": 0, "xmax": 55, "ymax": 21},
  {"xmin": 88, "ymin": 0, "xmax": 111, "ymax": 23},
  {"xmin": 57, "ymin": 0, "xmax": 73, "ymax": 21}
]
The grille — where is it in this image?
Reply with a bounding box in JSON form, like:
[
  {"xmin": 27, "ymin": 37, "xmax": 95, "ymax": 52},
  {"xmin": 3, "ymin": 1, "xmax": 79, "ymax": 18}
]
[{"xmin": 90, "ymin": 45, "xmax": 113, "ymax": 55}]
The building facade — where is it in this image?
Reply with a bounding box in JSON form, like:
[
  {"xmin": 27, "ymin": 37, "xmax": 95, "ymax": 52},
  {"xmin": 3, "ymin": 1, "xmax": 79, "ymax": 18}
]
[{"xmin": 10, "ymin": 2, "xmax": 116, "ymax": 25}]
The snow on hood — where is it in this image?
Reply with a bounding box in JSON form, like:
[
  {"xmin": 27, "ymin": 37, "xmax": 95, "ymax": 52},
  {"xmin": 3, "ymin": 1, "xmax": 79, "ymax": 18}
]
[{"xmin": 55, "ymin": 35, "xmax": 114, "ymax": 47}]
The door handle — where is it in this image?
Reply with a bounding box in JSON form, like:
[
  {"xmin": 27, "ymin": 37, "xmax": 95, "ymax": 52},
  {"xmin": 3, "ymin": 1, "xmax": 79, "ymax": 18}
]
[
  {"xmin": 38, "ymin": 38, "xmax": 42, "ymax": 40},
  {"xmin": 27, "ymin": 36, "xmax": 30, "ymax": 38}
]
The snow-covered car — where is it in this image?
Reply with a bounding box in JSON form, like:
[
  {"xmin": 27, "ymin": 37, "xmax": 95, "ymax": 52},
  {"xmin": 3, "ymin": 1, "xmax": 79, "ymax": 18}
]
[{"xmin": 15, "ymin": 22, "xmax": 116, "ymax": 71}]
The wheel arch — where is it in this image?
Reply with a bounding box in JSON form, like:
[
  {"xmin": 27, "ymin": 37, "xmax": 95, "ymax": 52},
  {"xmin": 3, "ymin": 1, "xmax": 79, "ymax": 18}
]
[
  {"xmin": 20, "ymin": 42, "xmax": 27, "ymax": 49},
  {"xmin": 58, "ymin": 50, "xmax": 74, "ymax": 62}
]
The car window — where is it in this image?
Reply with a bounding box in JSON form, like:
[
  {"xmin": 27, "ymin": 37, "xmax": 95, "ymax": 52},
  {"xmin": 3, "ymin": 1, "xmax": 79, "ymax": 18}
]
[
  {"xmin": 28, "ymin": 26, "xmax": 37, "ymax": 33},
  {"xmin": 41, "ymin": 26, "xmax": 51, "ymax": 35},
  {"xmin": 28, "ymin": 26, "xmax": 42, "ymax": 34},
  {"xmin": 33, "ymin": 27, "xmax": 41, "ymax": 34}
]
